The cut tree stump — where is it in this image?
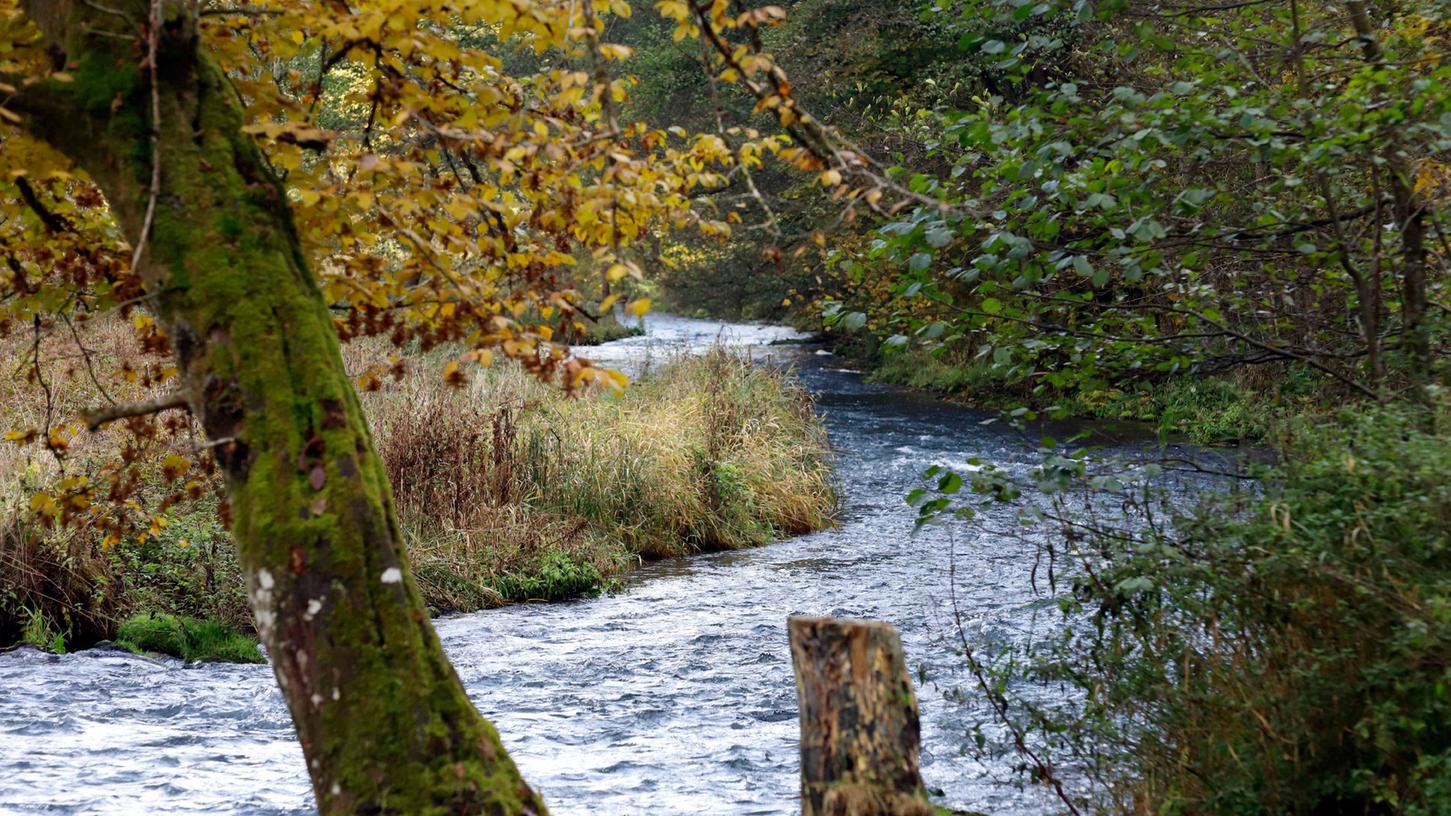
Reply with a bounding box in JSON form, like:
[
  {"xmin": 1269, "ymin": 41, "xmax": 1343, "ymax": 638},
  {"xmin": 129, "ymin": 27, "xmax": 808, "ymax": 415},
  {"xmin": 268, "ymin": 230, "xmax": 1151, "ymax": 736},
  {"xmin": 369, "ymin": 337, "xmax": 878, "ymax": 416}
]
[{"xmin": 789, "ymin": 616, "xmax": 935, "ymax": 816}]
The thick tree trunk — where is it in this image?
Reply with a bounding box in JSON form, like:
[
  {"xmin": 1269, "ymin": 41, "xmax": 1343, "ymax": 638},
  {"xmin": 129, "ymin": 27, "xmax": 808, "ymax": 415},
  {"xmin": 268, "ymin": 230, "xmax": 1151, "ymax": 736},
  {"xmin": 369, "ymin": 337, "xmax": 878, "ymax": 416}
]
[
  {"xmin": 16, "ymin": 3, "xmax": 546, "ymax": 813},
  {"xmin": 788, "ymin": 616, "xmax": 934, "ymax": 816}
]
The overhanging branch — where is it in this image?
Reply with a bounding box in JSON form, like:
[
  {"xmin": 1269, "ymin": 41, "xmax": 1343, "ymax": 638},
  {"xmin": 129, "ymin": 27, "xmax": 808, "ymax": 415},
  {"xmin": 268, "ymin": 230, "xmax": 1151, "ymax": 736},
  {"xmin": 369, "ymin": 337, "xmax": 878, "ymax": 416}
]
[{"xmin": 85, "ymin": 390, "xmax": 190, "ymax": 431}]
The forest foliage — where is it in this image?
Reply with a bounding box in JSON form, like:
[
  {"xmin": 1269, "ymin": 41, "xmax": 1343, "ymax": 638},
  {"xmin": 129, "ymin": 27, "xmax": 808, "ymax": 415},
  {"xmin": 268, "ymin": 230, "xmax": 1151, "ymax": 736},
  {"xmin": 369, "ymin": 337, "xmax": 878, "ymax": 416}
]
[{"xmin": 0, "ymin": 0, "xmax": 1447, "ymax": 813}]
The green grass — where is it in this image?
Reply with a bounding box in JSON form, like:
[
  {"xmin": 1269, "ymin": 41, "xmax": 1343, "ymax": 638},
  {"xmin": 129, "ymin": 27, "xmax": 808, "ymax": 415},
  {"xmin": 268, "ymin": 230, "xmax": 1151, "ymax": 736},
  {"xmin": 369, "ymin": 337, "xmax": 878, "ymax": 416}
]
[
  {"xmin": 872, "ymin": 350, "xmax": 1000, "ymax": 395},
  {"xmin": 488, "ymin": 549, "xmax": 607, "ymax": 602},
  {"xmin": 21, "ymin": 608, "xmax": 66, "ymax": 654},
  {"xmin": 115, "ymin": 613, "xmax": 263, "ymax": 663}
]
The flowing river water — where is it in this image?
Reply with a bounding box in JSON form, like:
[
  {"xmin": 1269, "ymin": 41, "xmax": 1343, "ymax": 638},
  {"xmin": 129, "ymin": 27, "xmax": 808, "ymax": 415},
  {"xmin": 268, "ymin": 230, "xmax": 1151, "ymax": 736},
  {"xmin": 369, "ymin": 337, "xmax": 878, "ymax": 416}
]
[{"xmin": 0, "ymin": 314, "xmax": 1206, "ymax": 815}]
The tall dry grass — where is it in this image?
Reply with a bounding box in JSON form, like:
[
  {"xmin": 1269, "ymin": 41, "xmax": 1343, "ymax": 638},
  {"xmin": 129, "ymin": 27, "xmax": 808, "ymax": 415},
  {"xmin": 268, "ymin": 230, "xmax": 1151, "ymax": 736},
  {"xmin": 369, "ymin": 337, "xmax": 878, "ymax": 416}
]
[{"xmin": 363, "ymin": 344, "xmax": 836, "ymax": 606}]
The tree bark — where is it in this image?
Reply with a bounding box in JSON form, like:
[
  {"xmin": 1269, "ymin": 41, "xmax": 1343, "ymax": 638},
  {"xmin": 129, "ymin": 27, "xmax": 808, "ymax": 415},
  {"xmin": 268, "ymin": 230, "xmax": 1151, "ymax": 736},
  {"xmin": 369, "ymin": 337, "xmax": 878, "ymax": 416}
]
[
  {"xmin": 15, "ymin": 3, "xmax": 546, "ymax": 813},
  {"xmin": 789, "ymin": 616, "xmax": 935, "ymax": 816}
]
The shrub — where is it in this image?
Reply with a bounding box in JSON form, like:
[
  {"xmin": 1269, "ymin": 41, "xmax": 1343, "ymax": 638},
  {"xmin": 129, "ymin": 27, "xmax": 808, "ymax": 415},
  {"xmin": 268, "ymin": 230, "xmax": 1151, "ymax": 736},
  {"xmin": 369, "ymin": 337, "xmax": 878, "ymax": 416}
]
[
  {"xmin": 109, "ymin": 498, "xmax": 250, "ymax": 631},
  {"xmin": 986, "ymin": 397, "xmax": 1451, "ymax": 815},
  {"xmin": 0, "ymin": 514, "xmax": 120, "ymax": 650},
  {"xmin": 115, "ymin": 612, "xmax": 263, "ymax": 663}
]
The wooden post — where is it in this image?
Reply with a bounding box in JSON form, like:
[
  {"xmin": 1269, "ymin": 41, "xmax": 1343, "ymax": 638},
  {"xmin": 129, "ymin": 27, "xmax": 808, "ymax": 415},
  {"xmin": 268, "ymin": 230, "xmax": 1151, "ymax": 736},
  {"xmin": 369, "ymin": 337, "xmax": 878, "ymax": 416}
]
[{"xmin": 789, "ymin": 616, "xmax": 935, "ymax": 816}]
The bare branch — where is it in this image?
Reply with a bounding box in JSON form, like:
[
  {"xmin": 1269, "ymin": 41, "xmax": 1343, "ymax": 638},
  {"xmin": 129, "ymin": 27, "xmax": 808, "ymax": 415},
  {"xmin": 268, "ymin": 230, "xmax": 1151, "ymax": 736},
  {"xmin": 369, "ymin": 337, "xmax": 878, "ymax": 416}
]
[
  {"xmin": 86, "ymin": 390, "xmax": 190, "ymax": 431},
  {"xmin": 199, "ymin": 5, "xmax": 283, "ymax": 16},
  {"xmin": 62, "ymin": 313, "xmax": 118, "ymax": 409}
]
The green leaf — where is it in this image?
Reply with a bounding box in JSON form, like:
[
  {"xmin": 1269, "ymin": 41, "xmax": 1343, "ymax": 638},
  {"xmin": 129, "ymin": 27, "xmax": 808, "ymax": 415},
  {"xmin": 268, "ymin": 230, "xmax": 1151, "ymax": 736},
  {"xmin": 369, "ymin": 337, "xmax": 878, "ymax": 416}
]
[{"xmin": 937, "ymin": 472, "xmax": 963, "ymax": 494}]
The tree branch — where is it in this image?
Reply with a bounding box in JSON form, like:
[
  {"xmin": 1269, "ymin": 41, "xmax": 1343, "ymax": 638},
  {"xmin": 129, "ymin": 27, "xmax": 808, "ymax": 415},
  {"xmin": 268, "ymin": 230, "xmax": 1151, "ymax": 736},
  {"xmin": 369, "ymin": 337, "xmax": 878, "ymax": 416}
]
[
  {"xmin": 129, "ymin": 0, "xmax": 162, "ymax": 274},
  {"xmin": 13, "ymin": 176, "xmax": 71, "ymax": 233},
  {"xmin": 85, "ymin": 390, "xmax": 190, "ymax": 431}
]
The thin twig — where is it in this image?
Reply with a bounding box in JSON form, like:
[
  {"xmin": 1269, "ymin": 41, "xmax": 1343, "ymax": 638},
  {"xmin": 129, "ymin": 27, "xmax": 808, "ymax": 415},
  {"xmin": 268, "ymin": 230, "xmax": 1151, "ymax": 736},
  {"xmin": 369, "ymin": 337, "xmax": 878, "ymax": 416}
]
[
  {"xmin": 30, "ymin": 315, "xmax": 66, "ymax": 473},
  {"xmin": 62, "ymin": 313, "xmax": 117, "ymax": 408},
  {"xmin": 129, "ymin": 0, "xmax": 163, "ymax": 275},
  {"xmin": 947, "ymin": 535, "xmax": 1083, "ymax": 815}
]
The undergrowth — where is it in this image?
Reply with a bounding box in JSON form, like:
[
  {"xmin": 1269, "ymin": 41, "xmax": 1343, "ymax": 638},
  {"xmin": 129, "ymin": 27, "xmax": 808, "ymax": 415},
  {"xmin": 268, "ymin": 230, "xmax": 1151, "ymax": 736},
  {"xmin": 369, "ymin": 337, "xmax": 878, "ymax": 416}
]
[
  {"xmin": 870, "ymin": 347, "xmax": 1314, "ymax": 444},
  {"xmin": 978, "ymin": 395, "xmax": 1451, "ymax": 814},
  {"xmin": 115, "ymin": 613, "xmax": 262, "ymax": 663}
]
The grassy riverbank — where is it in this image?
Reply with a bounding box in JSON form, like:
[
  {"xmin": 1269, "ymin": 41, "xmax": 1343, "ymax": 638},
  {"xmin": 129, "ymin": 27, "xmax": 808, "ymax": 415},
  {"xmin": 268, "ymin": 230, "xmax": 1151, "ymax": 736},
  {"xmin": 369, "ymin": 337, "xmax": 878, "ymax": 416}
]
[
  {"xmin": 864, "ymin": 346, "xmax": 1320, "ymax": 445},
  {"xmin": 0, "ymin": 324, "xmax": 835, "ymax": 661}
]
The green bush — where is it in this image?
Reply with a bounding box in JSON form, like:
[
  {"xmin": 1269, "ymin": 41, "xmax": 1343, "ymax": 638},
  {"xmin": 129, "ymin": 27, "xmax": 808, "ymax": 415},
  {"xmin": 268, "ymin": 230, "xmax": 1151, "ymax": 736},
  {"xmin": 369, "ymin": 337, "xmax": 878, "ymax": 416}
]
[
  {"xmin": 1007, "ymin": 398, "xmax": 1451, "ymax": 814},
  {"xmin": 489, "ymin": 549, "xmax": 605, "ymax": 602},
  {"xmin": 115, "ymin": 613, "xmax": 262, "ymax": 664},
  {"xmin": 110, "ymin": 498, "xmax": 250, "ymax": 631}
]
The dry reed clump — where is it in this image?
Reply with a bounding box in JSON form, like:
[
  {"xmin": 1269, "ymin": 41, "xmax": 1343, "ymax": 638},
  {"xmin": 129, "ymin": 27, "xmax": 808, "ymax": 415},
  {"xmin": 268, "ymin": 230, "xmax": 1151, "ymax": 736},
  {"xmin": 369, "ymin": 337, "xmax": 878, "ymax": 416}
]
[
  {"xmin": 0, "ymin": 513, "xmax": 122, "ymax": 651},
  {"xmin": 364, "ymin": 345, "xmax": 836, "ymax": 603},
  {"xmin": 516, "ymin": 346, "xmax": 837, "ymax": 558},
  {"xmin": 367, "ymin": 371, "xmax": 624, "ymax": 608}
]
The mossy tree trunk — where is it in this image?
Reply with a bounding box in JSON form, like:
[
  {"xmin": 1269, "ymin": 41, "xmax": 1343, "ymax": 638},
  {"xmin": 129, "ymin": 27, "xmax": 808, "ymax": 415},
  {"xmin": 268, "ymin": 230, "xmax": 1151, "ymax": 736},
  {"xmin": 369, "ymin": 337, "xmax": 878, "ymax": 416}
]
[
  {"xmin": 789, "ymin": 616, "xmax": 934, "ymax": 816},
  {"xmin": 15, "ymin": 3, "xmax": 546, "ymax": 813}
]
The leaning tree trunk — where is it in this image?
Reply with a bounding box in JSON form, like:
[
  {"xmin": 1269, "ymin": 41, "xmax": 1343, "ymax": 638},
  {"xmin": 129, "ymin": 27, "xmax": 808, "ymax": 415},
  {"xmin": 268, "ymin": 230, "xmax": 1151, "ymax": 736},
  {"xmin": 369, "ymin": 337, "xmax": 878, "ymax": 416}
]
[
  {"xmin": 15, "ymin": 3, "xmax": 545, "ymax": 813},
  {"xmin": 789, "ymin": 616, "xmax": 935, "ymax": 816}
]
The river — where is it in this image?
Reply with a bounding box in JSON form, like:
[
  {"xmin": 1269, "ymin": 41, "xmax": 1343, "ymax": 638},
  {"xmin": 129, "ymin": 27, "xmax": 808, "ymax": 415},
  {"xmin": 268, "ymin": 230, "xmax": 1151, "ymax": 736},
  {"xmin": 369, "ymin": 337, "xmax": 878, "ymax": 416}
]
[{"xmin": 0, "ymin": 314, "xmax": 1204, "ymax": 815}]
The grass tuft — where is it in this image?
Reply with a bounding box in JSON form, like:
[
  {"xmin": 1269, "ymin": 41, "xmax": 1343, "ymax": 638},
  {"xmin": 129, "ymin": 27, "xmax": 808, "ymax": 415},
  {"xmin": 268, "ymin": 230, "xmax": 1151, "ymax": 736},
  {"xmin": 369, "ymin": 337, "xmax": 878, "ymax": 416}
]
[
  {"xmin": 371, "ymin": 345, "xmax": 837, "ymax": 604},
  {"xmin": 115, "ymin": 613, "xmax": 263, "ymax": 663}
]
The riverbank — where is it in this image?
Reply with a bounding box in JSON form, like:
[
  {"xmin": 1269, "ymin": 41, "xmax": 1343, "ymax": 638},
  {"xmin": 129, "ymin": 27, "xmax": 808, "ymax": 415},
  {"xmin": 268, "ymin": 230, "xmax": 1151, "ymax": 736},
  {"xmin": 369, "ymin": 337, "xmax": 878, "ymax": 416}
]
[
  {"xmin": 836, "ymin": 343, "xmax": 1325, "ymax": 446},
  {"xmin": 1, "ymin": 326, "xmax": 835, "ymax": 662}
]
